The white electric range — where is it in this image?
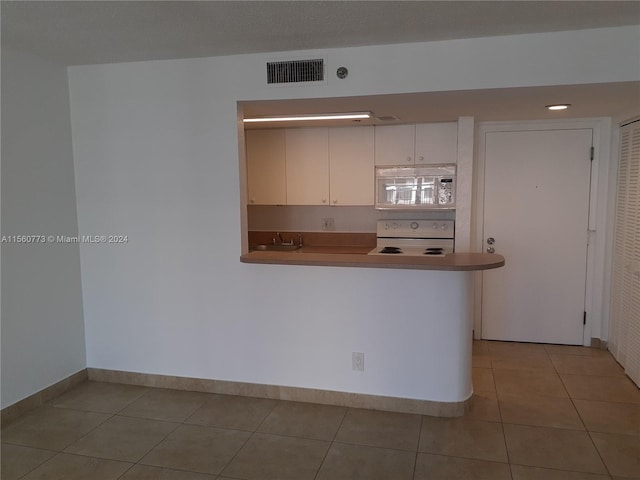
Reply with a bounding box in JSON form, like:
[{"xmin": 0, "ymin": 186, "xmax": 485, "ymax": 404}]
[{"xmin": 368, "ymin": 220, "xmax": 455, "ymax": 257}]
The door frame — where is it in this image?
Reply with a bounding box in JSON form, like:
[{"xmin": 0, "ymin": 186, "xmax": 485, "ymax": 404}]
[{"xmin": 474, "ymin": 118, "xmax": 613, "ymax": 346}]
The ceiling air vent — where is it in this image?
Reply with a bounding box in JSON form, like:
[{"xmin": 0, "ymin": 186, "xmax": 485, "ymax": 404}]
[
  {"xmin": 376, "ymin": 115, "xmax": 400, "ymax": 122},
  {"xmin": 267, "ymin": 58, "xmax": 325, "ymax": 85}
]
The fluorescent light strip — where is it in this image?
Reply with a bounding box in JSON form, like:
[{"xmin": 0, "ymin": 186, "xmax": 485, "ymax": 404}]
[
  {"xmin": 243, "ymin": 112, "xmax": 373, "ymax": 123},
  {"xmin": 546, "ymin": 104, "xmax": 571, "ymax": 111}
]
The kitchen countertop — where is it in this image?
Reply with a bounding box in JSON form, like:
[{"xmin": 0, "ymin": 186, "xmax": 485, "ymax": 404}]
[{"xmin": 241, "ymin": 247, "xmax": 505, "ymax": 271}]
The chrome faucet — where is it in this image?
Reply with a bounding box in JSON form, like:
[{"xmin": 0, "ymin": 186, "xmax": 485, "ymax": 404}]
[{"xmin": 275, "ymin": 232, "xmax": 295, "ymax": 246}]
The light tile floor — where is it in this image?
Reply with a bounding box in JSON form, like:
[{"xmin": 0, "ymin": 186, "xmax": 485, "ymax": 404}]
[{"xmin": 2, "ymin": 341, "xmax": 639, "ymax": 480}]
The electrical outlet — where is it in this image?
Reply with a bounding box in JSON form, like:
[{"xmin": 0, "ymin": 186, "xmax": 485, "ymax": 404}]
[
  {"xmin": 321, "ymin": 218, "xmax": 335, "ymax": 231},
  {"xmin": 352, "ymin": 352, "xmax": 364, "ymax": 371}
]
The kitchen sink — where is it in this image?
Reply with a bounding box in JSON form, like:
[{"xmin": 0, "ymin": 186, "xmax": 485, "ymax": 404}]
[{"xmin": 253, "ymin": 244, "xmax": 301, "ymax": 252}]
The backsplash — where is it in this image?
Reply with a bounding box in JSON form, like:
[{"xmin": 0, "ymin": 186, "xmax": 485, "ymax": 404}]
[
  {"xmin": 248, "ymin": 205, "xmax": 455, "ymax": 233},
  {"xmin": 248, "ymin": 231, "xmax": 376, "ymax": 248}
]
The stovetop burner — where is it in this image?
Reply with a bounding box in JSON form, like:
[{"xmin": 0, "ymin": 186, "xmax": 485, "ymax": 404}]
[
  {"xmin": 424, "ymin": 247, "xmax": 444, "ymax": 255},
  {"xmin": 379, "ymin": 246, "xmax": 402, "ymax": 254}
]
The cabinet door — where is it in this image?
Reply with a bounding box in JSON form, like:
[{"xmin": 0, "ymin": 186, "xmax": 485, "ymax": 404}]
[
  {"xmin": 246, "ymin": 129, "xmax": 286, "ymax": 205},
  {"xmin": 415, "ymin": 122, "xmax": 458, "ymax": 165},
  {"xmin": 285, "ymin": 127, "xmax": 329, "ymax": 205},
  {"xmin": 329, "ymin": 126, "xmax": 374, "ymax": 206},
  {"xmin": 374, "ymin": 124, "xmax": 416, "ymax": 165}
]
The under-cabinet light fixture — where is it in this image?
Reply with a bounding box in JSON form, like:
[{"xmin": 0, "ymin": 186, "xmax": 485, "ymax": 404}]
[
  {"xmin": 243, "ymin": 112, "xmax": 373, "ymax": 123},
  {"xmin": 545, "ymin": 104, "xmax": 571, "ymax": 111}
]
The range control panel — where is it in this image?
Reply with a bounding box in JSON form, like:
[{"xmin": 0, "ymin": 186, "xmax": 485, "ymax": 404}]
[{"xmin": 376, "ymin": 220, "xmax": 455, "ymax": 239}]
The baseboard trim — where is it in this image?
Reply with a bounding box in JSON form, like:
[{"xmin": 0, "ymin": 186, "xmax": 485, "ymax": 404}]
[
  {"xmin": 591, "ymin": 338, "xmax": 609, "ymax": 350},
  {"xmin": 1, "ymin": 369, "xmax": 88, "ymax": 426},
  {"xmin": 87, "ymin": 368, "xmax": 469, "ymax": 417}
]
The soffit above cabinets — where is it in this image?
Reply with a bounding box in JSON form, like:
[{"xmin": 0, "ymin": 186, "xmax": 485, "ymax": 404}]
[{"xmin": 240, "ymin": 81, "xmax": 640, "ymax": 129}]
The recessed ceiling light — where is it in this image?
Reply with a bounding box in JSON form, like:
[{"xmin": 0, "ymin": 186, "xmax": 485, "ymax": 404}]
[
  {"xmin": 546, "ymin": 104, "xmax": 571, "ymax": 111},
  {"xmin": 243, "ymin": 112, "xmax": 373, "ymax": 123}
]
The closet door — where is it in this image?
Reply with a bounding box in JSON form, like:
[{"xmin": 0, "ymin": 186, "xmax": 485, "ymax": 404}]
[{"xmin": 610, "ymin": 120, "xmax": 640, "ymax": 387}]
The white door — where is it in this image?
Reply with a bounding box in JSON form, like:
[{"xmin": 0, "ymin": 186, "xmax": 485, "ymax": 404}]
[{"xmin": 481, "ymin": 129, "xmax": 593, "ymax": 345}]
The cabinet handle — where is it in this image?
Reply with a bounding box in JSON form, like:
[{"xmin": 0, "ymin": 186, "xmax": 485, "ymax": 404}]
[
  {"xmin": 250, "ymin": 198, "xmax": 255, "ymax": 204},
  {"xmin": 322, "ymin": 199, "xmax": 327, "ymax": 203},
  {"xmin": 332, "ymin": 199, "xmax": 338, "ymax": 204},
  {"xmin": 407, "ymin": 156, "xmax": 412, "ymax": 163},
  {"xmin": 417, "ymin": 156, "xmax": 424, "ymax": 162}
]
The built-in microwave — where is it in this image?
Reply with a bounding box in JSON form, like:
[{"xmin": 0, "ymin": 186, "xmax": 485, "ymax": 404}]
[{"xmin": 375, "ymin": 164, "xmax": 456, "ymax": 210}]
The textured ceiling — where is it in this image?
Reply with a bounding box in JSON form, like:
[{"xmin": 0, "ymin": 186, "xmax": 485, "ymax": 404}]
[{"xmin": 2, "ymin": 1, "xmax": 640, "ymax": 66}]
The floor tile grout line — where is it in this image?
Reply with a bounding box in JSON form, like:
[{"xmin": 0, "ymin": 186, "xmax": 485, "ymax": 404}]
[
  {"xmin": 585, "ymin": 429, "xmax": 614, "ymax": 478},
  {"xmin": 331, "ymin": 439, "xmax": 433, "ymax": 456},
  {"xmin": 557, "ymin": 368, "xmax": 594, "ymax": 436},
  {"xmin": 411, "ymin": 414, "xmax": 425, "ymax": 480},
  {"xmin": 114, "ymin": 389, "xmax": 149, "ymax": 416},
  {"xmin": 413, "ymin": 449, "xmax": 514, "ymax": 468},
  {"xmin": 126, "ymin": 416, "xmax": 182, "ymax": 466},
  {"xmin": 59, "ymin": 409, "xmax": 116, "ymax": 453},
  {"xmin": 3, "ymin": 445, "xmax": 59, "ymax": 480},
  {"xmin": 214, "ymin": 400, "xmax": 282, "ymax": 480},
  {"xmin": 0, "ymin": 440, "xmax": 60, "ymax": 452},
  {"xmin": 171, "ymin": 420, "xmax": 262, "ymax": 435},
  {"xmin": 496, "ymin": 346, "xmax": 589, "ymax": 432},
  {"xmin": 313, "ymin": 406, "xmax": 351, "ymax": 480},
  {"xmin": 508, "ymin": 460, "xmax": 615, "ymax": 477},
  {"xmin": 58, "ymin": 409, "xmax": 181, "ymax": 461},
  {"xmin": 492, "ymin": 363, "xmax": 512, "ymax": 472},
  {"xmin": 19, "ymin": 450, "xmax": 61, "ymax": 479},
  {"xmin": 214, "ymin": 429, "xmax": 256, "ymax": 478},
  {"xmin": 499, "ymin": 421, "xmax": 613, "ymax": 478},
  {"xmin": 182, "ymin": 392, "xmax": 220, "ymax": 426},
  {"xmin": 417, "ymin": 451, "xmax": 511, "ymax": 465},
  {"xmin": 207, "ymin": 426, "xmax": 340, "ymax": 444},
  {"xmin": 135, "ymin": 458, "xmax": 225, "ymax": 477},
  {"xmin": 115, "ymin": 461, "xmax": 137, "ymax": 480},
  {"xmin": 252, "ymin": 398, "xmax": 281, "ymax": 433}
]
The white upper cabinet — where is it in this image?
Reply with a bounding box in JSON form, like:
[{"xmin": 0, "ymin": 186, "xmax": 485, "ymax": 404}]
[
  {"xmin": 374, "ymin": 124, "xmax": 416, "ymax": 165},
  {"xmin": 246, "ymin": 129, "xmax": 286, "ymax": 205},
  {"xmin": 374, "ymin": 122, "xmax": 458, "ymax": 166},
  {"xmin": 329, "ymin": 126, "xmax": 374, "ymax": 206},
  {"xmin": 246, "ymin": 122, "xmax": 455, "ymax": 206},
  {"xmin": 285, "ymin": 127, "xmax": 330, "ymax": 205},
  {"xmin": 415, "ymin": 122, "xmax": 458, "ymax": 165}
]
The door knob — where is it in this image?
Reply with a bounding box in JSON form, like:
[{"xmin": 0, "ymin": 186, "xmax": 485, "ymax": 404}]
[
  {"xmin": 487, "ymin": 237, "xmax": 495, "ymax": 245},
  {"xmin": 487, "ymin": 246, "xmax": 495, "ymax": 254}
]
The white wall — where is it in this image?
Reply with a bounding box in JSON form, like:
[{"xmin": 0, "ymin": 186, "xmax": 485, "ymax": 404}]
[
  {"xmin": 1, "ymin": 47, "xmax": 86, "ymax": 408},
  {"xmin": 68, "ymin": 27, "xmax": 640, "ymax": 402}
]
